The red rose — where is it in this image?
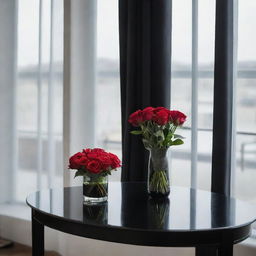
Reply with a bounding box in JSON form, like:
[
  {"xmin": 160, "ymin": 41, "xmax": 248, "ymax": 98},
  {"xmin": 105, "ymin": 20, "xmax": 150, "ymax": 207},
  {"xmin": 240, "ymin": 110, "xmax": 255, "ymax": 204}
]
[
  {"xmin": 97, "ymin": 154, "xmax": 112, "ymax": 170},
  {"xmin": 169, "ymin": 110, "xmax": 187, "ymax": 125},
  {"xmin": 142, "ymin": 107, "xmax": 154, "ymax": 121},
  {"xmin": 128, "ymin": 110, "xmax": 144, "ymax": 126},
  {"xmin": 69, "ymin": 148, "xmax": 121, "ymax": 176},
  {"xmin": 78, "ymin": 156, "xmax": 89, "ymax": 167},
  {"xmin": 83, "ymin": 148, "xmax": 92, "ymax": 154},
  {"xmin": 87, "ymin": 160, "xmax": 102, "ymax": 174},
  {"xmin": 109, "ymin": 153, "xmax": 121, "ymax": 169},
  {"xmin": 92, "ymin": 148, "xmax": 105, "ymax": 153},
  {"xmin": 153, "ymin": 109, "xmax": 169, "ymax": 125},
  {"xmin": 69, "ymin": 152, "xmax": 85, "ymax": 169},
  {"xmin": 87, "ymin": 152, "xmax": 100, "ymax": 160},
  {"xmin": 153, "ymin": 107, "xmax": 166, "ymax": 114}
]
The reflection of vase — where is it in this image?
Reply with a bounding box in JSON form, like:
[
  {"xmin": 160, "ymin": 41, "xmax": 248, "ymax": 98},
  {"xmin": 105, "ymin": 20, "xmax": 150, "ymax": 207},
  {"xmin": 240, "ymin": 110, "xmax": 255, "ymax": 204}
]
[
  {"xmin": 148, "ymin": 198, "xmax": 170, "ymax": 229},
  {"xmin": 147, "ymin": 148, "xmax": 170, "ymax": 198},
  {"xmin": 83, "ymin": 175, "xmax": 108, "ymax": 204},
  {"xmin": 83, "ymin": 203, "xmax": 108, "ymax": 225}
]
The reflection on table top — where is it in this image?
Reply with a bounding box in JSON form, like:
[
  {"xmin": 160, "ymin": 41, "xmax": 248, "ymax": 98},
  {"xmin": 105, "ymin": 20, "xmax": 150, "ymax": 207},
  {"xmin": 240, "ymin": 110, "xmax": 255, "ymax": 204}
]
[{"xmin": 27, "ymin": 182, "xmax": 256, "ymax": 231}]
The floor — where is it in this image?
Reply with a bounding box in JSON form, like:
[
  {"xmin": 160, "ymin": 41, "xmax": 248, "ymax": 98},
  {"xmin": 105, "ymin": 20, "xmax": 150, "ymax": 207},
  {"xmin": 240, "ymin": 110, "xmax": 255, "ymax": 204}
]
[{"xmin": 0, "ymin": 242, "xmax": 61, "ymax": 256}]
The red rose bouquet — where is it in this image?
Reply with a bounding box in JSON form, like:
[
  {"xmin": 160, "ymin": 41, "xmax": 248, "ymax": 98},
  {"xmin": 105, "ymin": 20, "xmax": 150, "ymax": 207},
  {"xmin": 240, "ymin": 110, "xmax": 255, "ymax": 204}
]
[
  {"xmin": 69, "ymin": 148, "xmax": 121, "ymax": 177},
  {"xmin": 129, "ymin": 107, "xmax": 186, "ymax": 198},
  {"xmin": 129, "ymin": 107, "xmax": 186, "ymax": 149},
  {"xmin": 69, "ymin": 148, "xmax": 121, "ymax": 204}
]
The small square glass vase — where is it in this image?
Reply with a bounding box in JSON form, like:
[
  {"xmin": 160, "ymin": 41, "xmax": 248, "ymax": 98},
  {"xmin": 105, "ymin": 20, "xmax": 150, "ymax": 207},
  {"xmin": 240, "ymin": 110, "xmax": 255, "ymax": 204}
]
[{"xmin": 83, "ymin": 175, "xmax": 108, "ymax": 205}]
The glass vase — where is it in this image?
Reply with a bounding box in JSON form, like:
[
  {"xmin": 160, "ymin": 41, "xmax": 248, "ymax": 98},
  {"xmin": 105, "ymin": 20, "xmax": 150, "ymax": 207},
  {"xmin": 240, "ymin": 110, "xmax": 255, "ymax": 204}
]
[
  {"xmin": 148, "ymin": 198, "xmax": 170, "ymax": 229},
  {"xmin": 147, "ymin": 148, "xmax": 170, "ymax": 198},
  {"xmin": 83, "ymin": 203, "xmax": 108, "ymax": 225},
  {"xmin": 83, "ymin": 175, "xmax": 108, "ymax": 205}
]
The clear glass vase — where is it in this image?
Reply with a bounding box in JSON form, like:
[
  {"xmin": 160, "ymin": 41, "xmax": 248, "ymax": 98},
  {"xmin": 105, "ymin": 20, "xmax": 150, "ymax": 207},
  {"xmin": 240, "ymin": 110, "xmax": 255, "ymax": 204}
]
[
  {"xmin": 83, "ymin": 175, "xmax": 108, "ymax": 205},
  {"xmin": 147, "ymin": 148, "xmax": 170, "ymax": 198},
  {"xmin": 148, "ymin": 198, "xmax": 170, "ymax": 229},
  {"xmin": 83, "ymin": 203, "xmax": 108, "ymax": 225}
]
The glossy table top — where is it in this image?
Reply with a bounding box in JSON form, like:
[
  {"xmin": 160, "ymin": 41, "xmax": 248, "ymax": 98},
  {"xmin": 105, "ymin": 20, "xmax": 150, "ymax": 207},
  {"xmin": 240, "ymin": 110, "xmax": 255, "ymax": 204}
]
[{"xmin": 27, "ymin": 182, "xmax": 256, "ymax": 232}]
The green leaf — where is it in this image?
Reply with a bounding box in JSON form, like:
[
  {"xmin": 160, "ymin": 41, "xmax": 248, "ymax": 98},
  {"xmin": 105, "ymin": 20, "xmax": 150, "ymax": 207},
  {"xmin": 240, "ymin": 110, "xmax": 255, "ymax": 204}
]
[
  {"xmin": 157, "ymin": 136, "xmax": 164, "ymax": 142},
  {"xmin": 163, "ymin": 128, "xmax": 169, "ymax": 137},
  {"xmin": 166, "ymin": 132, "xmax": 173, "ymax": 140},
  {"xmin": 74, "ymin": 169, "xmax": 85, "ymax": 178},
  {"xmin": 130, "ymin": 130, "xmax": 143, "ymax": 135},
  {"xmin": 174, "ymin": 134, "xmax": 185, "ymax": 139},
  {"xmin": 165, "ymin": 123, "xmax": 170, "ymax": 130},
  {"xmin": 172, "ymin": 139, "xmax": 184, "ymax": 146},
  {"xmin": 154, "ymin": 130, "xmax": 163, "ymax": 137}
]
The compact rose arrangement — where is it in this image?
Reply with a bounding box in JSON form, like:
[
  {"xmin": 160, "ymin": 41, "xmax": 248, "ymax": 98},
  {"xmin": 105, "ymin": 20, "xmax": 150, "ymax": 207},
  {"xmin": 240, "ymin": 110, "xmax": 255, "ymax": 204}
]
[
  {"xmin": 69, "ymin": 148, "xmax": 121, "ymax": 204},
  {"xmin": 129, "ymin": 107, "xmax": 186, "ymax": 198},
  {"xmin": 69, "ymin": 148, "xmax": 121, "ymax": 176}
]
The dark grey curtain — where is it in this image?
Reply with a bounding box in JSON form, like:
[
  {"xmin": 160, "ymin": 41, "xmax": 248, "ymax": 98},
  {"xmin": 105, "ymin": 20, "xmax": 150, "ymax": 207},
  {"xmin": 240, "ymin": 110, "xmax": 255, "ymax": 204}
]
[
  {"xmin": 119, "ymin": 0, "xmax": 172, "ymax": 182},
  {"xmin": 211, "ymin": 0, "xmax": 234, "ymax": 196}
]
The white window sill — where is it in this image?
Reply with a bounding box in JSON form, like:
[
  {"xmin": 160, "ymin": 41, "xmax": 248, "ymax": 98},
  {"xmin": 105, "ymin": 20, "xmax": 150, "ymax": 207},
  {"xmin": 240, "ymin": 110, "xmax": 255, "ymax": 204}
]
[
  {"xmin": 0, "ymin": 203, "xmax": 30, "ymax": 221},
  {"xmin": 242, "ymin": 237, "xmax": 256, "ymax": 246}
]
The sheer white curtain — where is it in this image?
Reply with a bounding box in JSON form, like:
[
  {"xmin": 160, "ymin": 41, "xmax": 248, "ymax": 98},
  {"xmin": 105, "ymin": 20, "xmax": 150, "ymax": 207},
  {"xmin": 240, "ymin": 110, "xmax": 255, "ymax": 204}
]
[
  {"xmin": 171, "ymin": 0, "xmax": 256, "ymax": 205},
  {"xmin": 0, "ymin": 0, "xmax": 17, "ymax": 203},
  {"xmin": 0, "ymin": 0, "xmax": 64, "ymax": 203},
  {"xmin": 63, "ymin": 0, "xmax": 121, "ymax": 187},
  {"xmin": 63, "ymin": 0, "xmax": 97, "ymax": 187},
  {"xmin": 170, "ymin": 0, "xmax": 216, "ymax": 191},
  {"xmin": 16, "ymin": 0, "xmax": 64, "ymax": 201},
  {"xmin": 0, "ymin": 0, "xmax": 120, "ymax": 203}
]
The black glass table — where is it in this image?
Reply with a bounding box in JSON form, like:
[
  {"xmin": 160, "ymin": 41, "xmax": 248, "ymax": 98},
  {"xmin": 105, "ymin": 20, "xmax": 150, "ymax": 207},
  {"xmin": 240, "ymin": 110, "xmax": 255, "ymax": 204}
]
[{"xmin": 26, "ymin": 182, "xmax": 256, "ymax": 256}]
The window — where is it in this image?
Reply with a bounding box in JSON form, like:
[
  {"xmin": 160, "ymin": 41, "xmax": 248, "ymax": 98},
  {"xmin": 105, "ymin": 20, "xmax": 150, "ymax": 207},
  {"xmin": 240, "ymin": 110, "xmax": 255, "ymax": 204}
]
[
  {"xmin": 5, "ymin": 0, "xmax": 256, "ymax": 207},
  {"xmin": 171, "ymin": 0, "xmax": 215, "ymax": 190},
  {"xmin": 171, "ymin": 0, "xmax": 256, "ymax": 206},
  {"xmin": 16, "ymin": 0, "xmax": 63, "ymax": 201},
  {"xmin": 235, "ymin": 0, "xmax": 256, "ymax": 203},
  {"xmin": 94, "ymin": 0, "xmax": 256, "ymax": 201}
]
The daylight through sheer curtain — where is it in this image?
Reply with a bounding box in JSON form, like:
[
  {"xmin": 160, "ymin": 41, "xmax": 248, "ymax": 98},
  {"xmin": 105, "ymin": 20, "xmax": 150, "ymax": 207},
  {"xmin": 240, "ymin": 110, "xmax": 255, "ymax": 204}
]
[
  {"xmin": 1, "ymin": 0, "xmax": 256, "ymax": 207},
  {"xmin": 0, "ymin": 0, "xmax": 63, "ymax": 203},
  {"xmin": 16, "ymin": 0, "xmax": 64, "ymax": 202}
]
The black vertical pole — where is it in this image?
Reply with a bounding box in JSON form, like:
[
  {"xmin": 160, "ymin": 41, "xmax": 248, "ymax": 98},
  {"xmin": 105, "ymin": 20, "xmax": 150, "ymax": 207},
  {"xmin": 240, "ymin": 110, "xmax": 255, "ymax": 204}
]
[{"xmin": 211, "ymin": 0, "xmax": 234, "ymax": 196}]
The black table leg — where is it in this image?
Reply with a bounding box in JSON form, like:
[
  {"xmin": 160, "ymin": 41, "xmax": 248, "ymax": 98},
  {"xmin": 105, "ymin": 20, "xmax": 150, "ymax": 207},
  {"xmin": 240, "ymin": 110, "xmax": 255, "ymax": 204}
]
[
  {"xmin": 218, "ymin": 243, "xmax": 233, "ymax": 256},
  {"xmin": 218, "ymin": 230, "xmax": 234, "ymax": 256},
  {"xmin": 32, "ymin": 210, "xmax": 44, "ymax": 256},
  {"xmin": 196, "ymin": 246, "xmax": 218, "ymax": 256}
]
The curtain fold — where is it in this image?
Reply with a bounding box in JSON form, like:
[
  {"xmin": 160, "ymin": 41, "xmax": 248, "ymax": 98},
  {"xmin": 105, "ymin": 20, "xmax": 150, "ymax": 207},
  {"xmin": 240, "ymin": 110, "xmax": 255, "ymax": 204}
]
[
  {"xmin": 0, "ymin": 0, "xmax": 17, "ymax": 203},
  {"xmin": 211, "ymin": 0, "xmax": 234, "ymax": 196},
  {"xmin": 119, "ymin": 0, "xmax": 172, "ymax": 182}
]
